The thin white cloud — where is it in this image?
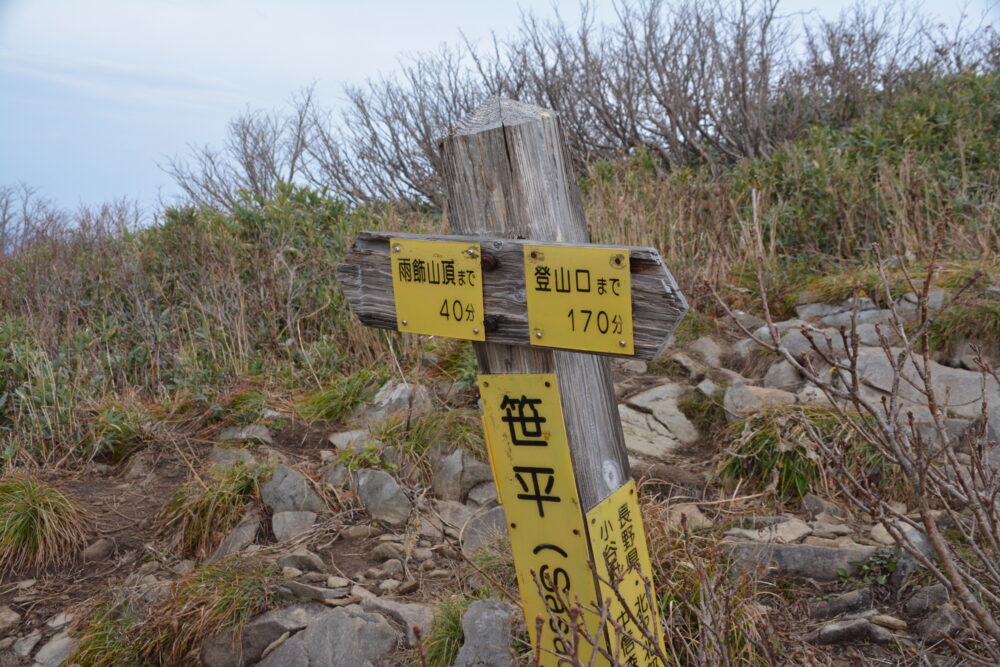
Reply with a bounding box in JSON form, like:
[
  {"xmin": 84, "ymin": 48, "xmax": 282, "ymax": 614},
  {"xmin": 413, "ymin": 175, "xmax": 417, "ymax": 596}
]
[{"xmin": 0, "ymin": 50, "xmax": 243, "ymax": 110}]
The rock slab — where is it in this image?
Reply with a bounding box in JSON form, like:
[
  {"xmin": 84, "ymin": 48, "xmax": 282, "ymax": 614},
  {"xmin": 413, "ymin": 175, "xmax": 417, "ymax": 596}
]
[{"xmin": 454, "ymin": 599, "xmax": 515, "ymax": 666}]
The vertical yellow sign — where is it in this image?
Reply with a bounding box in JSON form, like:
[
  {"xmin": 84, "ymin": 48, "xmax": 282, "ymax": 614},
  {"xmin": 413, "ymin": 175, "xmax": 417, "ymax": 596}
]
[
  {"xmin": 586, "ymin": 480, "xmax": 666, "ymax": 667},
  {"xmin": 478, "ymin": 373, "xmax": 608, "ymax": 666}
]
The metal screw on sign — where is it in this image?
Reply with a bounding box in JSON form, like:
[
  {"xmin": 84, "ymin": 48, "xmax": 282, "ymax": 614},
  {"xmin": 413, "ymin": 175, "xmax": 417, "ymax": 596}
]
[
  {"xmin": 392, "ymin": 244, "xmax": 401, "ymax": 253},
  {"xmin": 534, "ymin": 331, "xmax": 543, "ymax": 339},
  {"xmin": 401, "ymin": 320, "xmax": 408, "ymax": 326}
]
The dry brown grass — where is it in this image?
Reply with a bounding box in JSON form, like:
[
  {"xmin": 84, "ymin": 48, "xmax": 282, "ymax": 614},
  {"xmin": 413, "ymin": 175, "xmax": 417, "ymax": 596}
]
[{"xmin": 0, "ymin": 475, "xmax": 90, "ymax": 577}]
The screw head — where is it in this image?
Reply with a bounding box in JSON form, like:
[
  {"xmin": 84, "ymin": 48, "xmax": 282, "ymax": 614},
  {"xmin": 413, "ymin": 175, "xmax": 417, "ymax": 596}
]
[
  {"xmin": 472, "ymin": 327, "xmax": 480, "ymax": 334},
  {"xmin": 401, "ymin": 320, "xmax": 408, "ymax": 326},
  {"xmin": 619, "ymin": 340, "xmax": 626, "ymax": 347},
  {"xmin": 392, "ymin": 244, "xmax": 401, "ymax": 253},
  {"xmin": 535, "ymin": 331, "xmax": 543, "ymax": 339}
]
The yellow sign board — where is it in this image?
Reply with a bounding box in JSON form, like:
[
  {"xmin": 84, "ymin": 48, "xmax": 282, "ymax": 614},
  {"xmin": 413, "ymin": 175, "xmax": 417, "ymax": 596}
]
[
  {"xmin": 390, "ymin": 238, "xmax": 485, "ymax": 341},
  {"xmin": 478, "ymin": 373, "xmax": 608, "ymax": 666},
  {"xmin": 586, "ymin": 480, "xmax": 666, "ymax": 667},
  {"xmin": 524, "ymin": 245, "xmax": 634, "ymax": 355}
]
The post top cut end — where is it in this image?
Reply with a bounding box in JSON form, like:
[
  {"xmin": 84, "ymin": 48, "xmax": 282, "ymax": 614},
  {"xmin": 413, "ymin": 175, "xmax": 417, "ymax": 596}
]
[{"xmin": 449, "ymin": 97, "xmax": 555, "ymax": 137}]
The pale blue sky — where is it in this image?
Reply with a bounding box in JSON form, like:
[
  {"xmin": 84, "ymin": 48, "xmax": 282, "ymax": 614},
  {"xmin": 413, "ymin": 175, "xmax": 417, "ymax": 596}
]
[{"xmin": 0, "ymin": 0, "xmax": 996, "ymax": 213}]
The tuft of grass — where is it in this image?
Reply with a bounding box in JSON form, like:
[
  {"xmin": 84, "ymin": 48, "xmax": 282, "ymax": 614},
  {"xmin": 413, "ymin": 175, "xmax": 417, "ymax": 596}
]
[
  {"xmin": 372, "ymin": 408, "xmax": 486, "ymax": 463},
  {"xmin": 0, "ymin": 476, "xmax": 89, "ymax": 576},
  {"xmin": 226, "ymin": 389, "xmax": 270, "ymax": 426},
  {"xmin": 139, "ymin": 557, "xmax": 279, "ymax": 665},
  {"xmin": 160, "ymin": 462, "xmax": 271, "ymax": 559},
  {"xmin": 670, "ymin": 309, "xmax": 716, "ymax": 345},
  {"xmin": 296, "ymin": 369, "xmax": 382, "ymax": 422},
  {"xmin": 87, "ymin": 403, "xmax": 146, "ymax": 464},
  {"xmin": 423, "ymin": 596, "xmax": 473, "ymax": 667},
  {"xmin": 69, "ymin": 596, "xmax": 143, "ymax": 667},
  {"xmin": 437, "ymin": 341, "xmax": 478, "ymax": 384},
  {"xmin": 928, "ymin": 296, "xmax": 1000, "ymax": 351},
  {"xmin": 645, "ymin": 499, "xmax": 776, "ymax": 665},
  {"xmin": 720, "ymin": 405, "xmax": 905, "ymax": 503},
  {"xmin": 677, "ymin": 388, "xmax": 728, "ymax": 436}
]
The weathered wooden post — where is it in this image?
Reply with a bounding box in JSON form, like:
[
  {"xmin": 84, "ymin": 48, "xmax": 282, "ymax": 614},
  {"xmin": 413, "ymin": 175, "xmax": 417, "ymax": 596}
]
[
  {"xmin": 440, "ymin": 99, "xmax": 631, "ymax": 512},
  {"xmin": 337, "ymin": 98, "xmax": 687, "ymax": 665}
]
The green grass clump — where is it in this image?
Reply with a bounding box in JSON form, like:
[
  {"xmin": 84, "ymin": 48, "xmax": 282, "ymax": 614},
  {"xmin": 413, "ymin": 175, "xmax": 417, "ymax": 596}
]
[
  {"xmin": 437, "ymin": 341, "xmax": 478, "ymax": 384},
  {"xmin": 720, "ymin": 405, "xmax": 903, "ymax": 502},
  {"xmin": 226, "ymin": 389, "xmax": 271, "ymax": 426},
  {"xmin": 87, "ymin": 403, "xmax": 146, "ymax": 464},
  {"xmin": 160, "ymin": 462, "xmax": 271, "ymax": 558},
  {"xmin": 424, "ymin": 596, "xmax": 473, "ymax": 667},
  {"xmin": 139, "ymin": 557, "xmax": 279, "ymax": 665},
  {"xmin": 69, "ymin": 596, "xmax": 144, "ymax": 667},
  {"xmin": 0, "ymin": 476, "xmax": 89, "ymax": 576},
  {"xmin": 928, "ymin": 296, "xmax": 1000, "ymax": 351},
  {"xmin": 296, "ymin": 369, "xmax": 383, "ymax": 422},
  {"xmin": 372, "ymin": 408, "xmax": 486, "ymax": 462},
  {"xmin": 678, "ymin": 388, "xmax": 728, "ymax": 435}
]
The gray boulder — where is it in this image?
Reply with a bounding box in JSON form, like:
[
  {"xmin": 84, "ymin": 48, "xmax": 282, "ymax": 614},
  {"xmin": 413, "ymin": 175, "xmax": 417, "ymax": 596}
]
[
  {"xmin": 431, "ymin": 448, "xmax": 493, "ymax": 502},
  {"xmin": 723, "ymin": 383, "xmax": 796, "ymax": 422},
  {"xmin": 914, "ymin": 605, "xmax": 963, "ymax": 643},
  {"xmin": 208, "ymin": 510, "xmax": 261, "ymax": 563},
  {"xmin": 31, "ymin": 631, "xmax": 77, "ymax": 667},
  {"xmin": 208, "ymin": 446, "xmax": 256, "ymax": 469},
  {"xmin": 360, "ymin": 597, "xmax": 433, "ymax": 647},
  {"xmin": 257, "ymin": 605, "xmax": 397, "ymax": 667},
  {"xmin": 351, "ymin": 380, "xmax": 432, "ymax": 426},
  {"xmin": 219, "ymin": 425, "xmax": 273, "ymax": 445},
  {"xmin": 904, "ymin": 584, "xmax": 950, "ymax": 617},
  {"xmin": 278, "ymin": 549, "xmax": 326, "ymax": 573},
  {"xmin": 357, "ymin": 470, "xmax": 412, "ymax": 526},
  {"xmin": 0, "ymin": 606, "xmax": 20, "ymax": 637},
  {"xmin": 453, "ymin": 599, "xmax": 515, "ymax": 666},
  {"xmin": 687, "ymin": 336, "xmax": 725, "ymax": 368},
  {"xmin": 202, "ymin": 603, "xmax": 328, "ymax": 667},
  {"xmin": 272, "ymin": 511, "xmax": 317, "ymax": 542},
  {"xmin": 261, "ymin": 465, "xmax": 325, "ymax": 513},
  {"xmin": 763, "ymin": 360, "xmax": 802, "ymax": 391},
  {"xmin": 726, "ymin": 542, "xmax": 876, "ymax": 581}
]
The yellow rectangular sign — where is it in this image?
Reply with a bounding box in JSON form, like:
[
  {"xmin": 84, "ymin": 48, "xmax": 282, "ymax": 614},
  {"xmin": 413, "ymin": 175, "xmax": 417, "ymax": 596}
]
[
  {"xmin": 586, "ymin": 480, "xmax": 666, "ymax": 667},
  {"xmin": 390, "ymin": 238, "xmax": 485, "ymax": 341},
  {"xmin": 524, "ymin": 245, "xmax": 634, "ymax": 355},
  {"xmin": 478, "ymin": 373, "xmax": 608, "ymax": 666}
]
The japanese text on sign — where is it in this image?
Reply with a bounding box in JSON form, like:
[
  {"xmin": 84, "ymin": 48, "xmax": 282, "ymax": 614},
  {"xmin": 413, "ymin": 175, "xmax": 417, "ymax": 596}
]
[
  {"xmin": 587, "ymin": 480, "xmax": 665, "ymax": 667},
  {"xmin": 390, "ymin": 239, "xmax": 485, "ymax": 341},
  {"xmin": 479, "ymin": 374, "xmax": 608, "ymax": 666},
  {"xmin": 525, "ymin": 245, "xmax": 634, "ymax": 355}
]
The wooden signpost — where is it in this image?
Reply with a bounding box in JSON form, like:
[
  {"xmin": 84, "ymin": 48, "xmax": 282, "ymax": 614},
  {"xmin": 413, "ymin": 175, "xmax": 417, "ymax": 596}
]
[{"xmin": 337, "ymin": 98, "xmax": 687, "ymax": 666}]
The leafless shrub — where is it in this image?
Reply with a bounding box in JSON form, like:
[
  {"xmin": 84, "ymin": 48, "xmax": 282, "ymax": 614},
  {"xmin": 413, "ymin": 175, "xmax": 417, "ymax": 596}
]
[{"xmin": 165, "ymin": 1, "xmax": 996, "ymax": 210}]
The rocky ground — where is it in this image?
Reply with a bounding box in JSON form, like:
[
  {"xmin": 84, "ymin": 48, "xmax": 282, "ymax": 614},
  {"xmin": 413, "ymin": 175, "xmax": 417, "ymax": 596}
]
[{"xmin": 1, "ymin": 285, "xmax": 997, "ymax": 666}]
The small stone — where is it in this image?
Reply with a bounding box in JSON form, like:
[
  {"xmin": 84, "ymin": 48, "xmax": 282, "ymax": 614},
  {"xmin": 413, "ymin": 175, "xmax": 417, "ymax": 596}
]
[
  {"xmin": 283, "ymin": 566, "xmax": 304, "ymax": 578},
  {"xmin": 278, "ymin": 549, "xmax": 326, "ymax": 573},
  {"xmin": 218, "ymin": 424, "xmax": 273, "ymax": 445},
  {"xmin": 341, "ymin": 524, "xmax": 382, "ymax": 539},
  {"xmin": 261, "ymin": 465, "xmax": 325, "ymax": 513},
  {"xmin": 412, "ymin": 547, "xmax": 434, "ymax": 561},
  {"xmin": 172, "ymin": 559, "xmax": 196, "ymax": 575},
  {"xmin": 723, "ymin": 382, "xmax": 796, "ymax": 422},
  {"xmin": 808, "ymin": 588, "xmax": 873, "ymax": 620},
  {"xmin": 322, "ymin": 462, "xmax": 351, "ymax": 488},
  {"xmin": 696, "ymin": 378, "xmax": 719, "ymax": 397},
  {"xmin": 811, "ymin": 521, "xmax": 852, "ymax": 537},
  {"xmin": 360, "ymin": 596, "xmax": 433, "ymax": 647},
  {"xmin": 379, "ymin": 579, "xmax": 401, "ymax": 592},
  {"xmin": 279, "ymin": 580, "xmax": 351, "ymax": 602},
  {"xmin": 381, "ymin": 559, "xmax": 404, "ymax": 577},
  {"xmin": 13, "ymin": 629, "xmax": 41, "ymax": 656},
  {"xmin": 904, "ymin": 584, "xmax": 950, "ymax": 617},
  {"xmin": 454, "ymin": 599, "xmax": 515, "ymax": 666},
  {"xmin": 272, "ymin": 511, "xmax": 317, "ymax": 542},
  {"xmin": 805, "ymin": 618, "xmax": 892, "ymax": 645},
  {"xmin": 665, "ymin": 503, "xmax": 712, "ymax": 530},
  {"xmin": 81, "ymin": 537, "xmax": 114, "ymax": 562},
  {"xmin": 328, "ymin": 429, "xmax": 371, "ymax": 450},
  {"xmin": 466, "ymin": 481, "xmax": 499, "ymax": 508},
  {"xmin": 357, "ymin": 469, "xmax": 412, "ymax": 527},
  {"xmin": 46, "ymin": 610, "xmax": 75, "ymax": 629},
  {"xmin": 914, "ymin": 605, "xmax": 963, "ymax": 642},
  {"xmin": 208, "ymin": 510, "xmax": 261, "ymax": 563},
  {"xmin": 621, "ymin": 359, "xmax": 648, "ymax": 375},
  {"xmin": 803, "ymin": 536, "xmax": 840, "ymax": 548},
  {"xmin": 32, "ymin": 631, "xmax": 78, "ymax": 667},
  {"xmin": 0, "ymin": 605, "xmax": 21, "ymax": 635},
  {"xmin": 726, "ymin": 517, "xmax": 812, "ymax": 544},
  {"xmin": 372, "ymin": 542, "xmax": 404, "ymax": 561},
  {"xmin": 870, "ymin": 523, "xmax": 895, "ymax": 546},
  {"xmin": 688, "ymin": 336, "xmax": 725, "ymax": 368},
  {"xmin": 763, "ymin": 360, "xmax": 802, "ymax": 390},
  {"xmin": 870, "ymin": 615, "xmax": 907, "ymax": 631},
  {"xmin": 208, "ymin": 445, "xmax": 255, "ymax": 469},
  {"xmin": 327, "ymin": 576, "xmax": 350, "ymax": 588},
  {"xmin": 397, "ymin": 580, "xmax": 419, "ymax": 594}
]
